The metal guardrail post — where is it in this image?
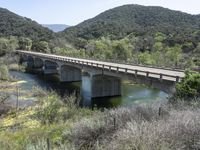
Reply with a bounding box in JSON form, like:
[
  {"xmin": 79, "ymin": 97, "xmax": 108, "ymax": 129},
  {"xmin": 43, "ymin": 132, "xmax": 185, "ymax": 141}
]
[
  {"xmin": 176, "ymin": 76, "xmax": 180, "ymax": 82},
  {"xmin": 102, "ymin": 65, "xmax": 105, "ymax": 75},
  {"xmin": 109, "ymin": 66, "xmax": 111, "ymax": 71},
  {"xmin": 160, "ymin": 74, "xmax": 163, "ymax": 81},
  {"xmin": 146, "ymin": 72, "xmax": 149, "ymax": 77},
  {"xmin": 135, "ymin": 70, "xmax": 138, "ymax": 77}
]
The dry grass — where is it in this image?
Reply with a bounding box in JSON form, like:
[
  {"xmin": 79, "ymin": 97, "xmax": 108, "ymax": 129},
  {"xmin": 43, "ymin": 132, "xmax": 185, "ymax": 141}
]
[{"xmin": 64, "ymin": 101, "xmax": 200, "ymax": 150}]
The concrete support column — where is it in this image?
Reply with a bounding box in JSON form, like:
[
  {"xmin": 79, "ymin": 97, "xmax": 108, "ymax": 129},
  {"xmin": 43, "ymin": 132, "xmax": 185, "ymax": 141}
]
[
  {"xmin": 59, "ymin": 65, "xmax": 82, "ymax": 82},
  {"xmin": 34, "ymin": 58, "xmax": 44, "ymax": 68},
  {"xmin": 43, "ymin": 60, "xmax": 58, "ymax": 74},
  {"xmin": 26, "ymin": 56, "xmax": 35, "ymax": 71},
  {"xmin": 19, "ymin": 55, "xmax": 28, "ymax": 65},
  {"xmin": 91, "ymin": 75, "xmax": 121, "ymax": 98}
]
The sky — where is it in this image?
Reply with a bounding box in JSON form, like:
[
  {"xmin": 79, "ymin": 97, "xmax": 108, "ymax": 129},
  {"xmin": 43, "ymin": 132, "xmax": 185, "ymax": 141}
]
[{"xmin": 0, "ymin": 0, "xmax": 199, "ymax": 26}]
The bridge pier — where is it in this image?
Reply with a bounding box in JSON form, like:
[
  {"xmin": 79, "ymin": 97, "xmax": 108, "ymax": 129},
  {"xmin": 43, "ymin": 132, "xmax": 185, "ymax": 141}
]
[
  {"xmin": 82, "ymin": 73, "xmax": 121, "ymax": 98},
  {"xmin": 33, "ymin": 58, "xmax": 44, "ymax": 73},
  {"xmin": 43, "ymin": 60, "xmax": 58, "ymax": 75},
  {"xmin": 19, "ymin": 54, "xmax": 28, "ymax": 65},
  {"xmin": 24, "ymin": 56, "xmax": 35, "ymax": 72},
  {"xmin": 59, "ymin": 65, "xmax": 82, "ymax": 82}
]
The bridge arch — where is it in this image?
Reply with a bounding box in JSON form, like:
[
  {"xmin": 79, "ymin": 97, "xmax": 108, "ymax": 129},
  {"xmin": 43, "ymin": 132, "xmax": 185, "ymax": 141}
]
[
  {"xmin": 43, "ymin": 60, "xmax": 59, "ymax": 74},
  {"xmin": 34, "ymin": 58, "xmax": 44, "ymax": 68},
  {"xmin": 27, "ymin": 56, "xmax": 35, "ymax": 69},
  {"xmin": 81, "ymin": 73, "xmax": 121, "ymax": 98},
  {"xmin": 59, "ymin": 64, "xmax": 82, "ymax": 82}
]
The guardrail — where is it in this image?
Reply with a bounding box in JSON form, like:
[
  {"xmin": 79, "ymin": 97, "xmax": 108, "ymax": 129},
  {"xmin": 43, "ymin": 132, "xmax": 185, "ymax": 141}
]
[
  {"xmin": 80, "ymin": 57, "xmax": 185, "ymax": 72},
  {"xmin": 16, "ymin": 50, "xmax": 184, "ymax": 82}
]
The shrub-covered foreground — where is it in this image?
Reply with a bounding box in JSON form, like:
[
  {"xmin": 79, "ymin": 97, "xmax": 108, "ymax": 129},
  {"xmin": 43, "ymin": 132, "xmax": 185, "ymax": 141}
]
[
  {"xmin": 1, "ymin": 91, "xmax": 200, "ymax": 150},
  {"xmin": 0, "ymin": 70, "xmax": 200, "ymax": 150}
]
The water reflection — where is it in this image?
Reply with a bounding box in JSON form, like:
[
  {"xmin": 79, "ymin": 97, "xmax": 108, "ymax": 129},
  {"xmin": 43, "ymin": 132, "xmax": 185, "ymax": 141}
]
[{"xmin": 10, "ymin": 71, "xmax": 168, "ymax": 108}]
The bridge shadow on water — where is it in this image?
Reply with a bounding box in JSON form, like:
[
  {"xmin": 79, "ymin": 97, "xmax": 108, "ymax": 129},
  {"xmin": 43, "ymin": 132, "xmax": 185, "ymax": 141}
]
[{"xmin": 10, "ymin": 71, "xmax": 168, "ymax": 109}]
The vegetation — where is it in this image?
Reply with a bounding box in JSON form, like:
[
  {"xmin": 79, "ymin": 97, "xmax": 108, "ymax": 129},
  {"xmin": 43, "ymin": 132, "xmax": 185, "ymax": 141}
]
[
  {"xmin": 0, "ymin": 54, "xmax": 199, "ymax": 149},
  {"xmin": 0, "ymin": 4, "xmax": 200, "ymax": 150},
  {"xmin": 0, "ymin": 89, "xmax": 200, "ymax": 150},
  {"xmin": 0, "ymin": 8, "xmax": 54, "ymax": 41},
  {"xmin": 61, "ymin": 5, "xmax": 200, "ymax": 44},
  {"xmin": 58, "ymin": 5, "xmax": 200, "ymax": 68},
  {"xmin": 0, "ymin": 65, "xmax": 9, "ymax": 80},
  {"xmin": 175, "ymin": 71, "xmax": 200, "ymax": 100},
  {"xmin": 0, "ymin": 37, "xmax": 18, "ymax": 56},
  {"xmin": 0, "ymin": 5, "xmax": 200, "ymax": 68}
]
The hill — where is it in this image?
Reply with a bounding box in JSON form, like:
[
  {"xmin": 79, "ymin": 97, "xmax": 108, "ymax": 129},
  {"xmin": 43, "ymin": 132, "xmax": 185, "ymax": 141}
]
[
  {"xmin": 42, "ymin": 24, "xmax": 69, "ymax": 32},
  {"xmin": 61, "ymin": 5, "xmax": 200, "ymax": 42},
  {"xmin": 0, "ymin": 8, "xmax": 54, "ymax": 41}
]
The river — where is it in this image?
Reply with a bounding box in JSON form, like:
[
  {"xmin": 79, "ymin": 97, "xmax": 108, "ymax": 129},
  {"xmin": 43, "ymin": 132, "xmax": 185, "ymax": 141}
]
[{"xmin": 9, "ymin": 71, "xmax": 168, "ymax": 108}]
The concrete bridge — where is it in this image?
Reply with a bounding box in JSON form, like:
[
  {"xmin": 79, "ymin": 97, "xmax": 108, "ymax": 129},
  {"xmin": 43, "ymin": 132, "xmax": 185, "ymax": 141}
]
[{"xmin": 16, "ymin": 50, "xmax": 185, "ymax": 98}]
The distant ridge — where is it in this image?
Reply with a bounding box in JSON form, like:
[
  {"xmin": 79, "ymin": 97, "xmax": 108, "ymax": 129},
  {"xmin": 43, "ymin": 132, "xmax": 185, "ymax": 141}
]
[
  {"xmin": 61, "ymin": 4, "xmax": 200, "ymax": 41},
  {"xmin": 0, "ymin": 7, "xmax": 54, "ymax": 40},
  {"xmin": 42, "ymin": 24, "xmax": 70, "ymax": 32}
]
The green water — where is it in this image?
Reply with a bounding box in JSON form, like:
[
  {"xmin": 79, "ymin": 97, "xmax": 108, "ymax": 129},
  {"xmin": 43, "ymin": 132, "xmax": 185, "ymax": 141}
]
[{"xmin": 10, "ymin": 71, "xmax": 168, "ymax": 108}]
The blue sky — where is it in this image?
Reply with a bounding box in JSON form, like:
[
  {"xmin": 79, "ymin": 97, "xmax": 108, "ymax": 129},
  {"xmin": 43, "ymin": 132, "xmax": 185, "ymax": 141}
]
[{"xmin": 0, "ymin": 0, "xmax": 199, "ymax": 25}]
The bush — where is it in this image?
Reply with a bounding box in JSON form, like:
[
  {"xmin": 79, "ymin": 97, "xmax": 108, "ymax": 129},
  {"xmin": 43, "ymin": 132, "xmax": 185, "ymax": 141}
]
[
  {"xmin": 36, "ymin": 93, "xmax": 64, "ymax": 125},
  {"xmin": 0, "ymin": 65, "xmax": 9, "ymax": 80},
  {"xmin": 175, "ymin": 71, "xmax": 200, "ymax": 100},
  {"xmin": 64, "ymin": 102, "xmax": 200, "ymax": 150}
]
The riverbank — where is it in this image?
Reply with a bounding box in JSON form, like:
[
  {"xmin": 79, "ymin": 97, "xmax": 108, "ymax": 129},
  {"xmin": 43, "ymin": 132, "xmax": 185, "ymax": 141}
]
[
  {"xmin": 0, "ymin": 90, "xmax": 200, "ymax": 149},
  {"xmin": 0, "ymin": 59, "xmax": 199, "ymax": 149}
]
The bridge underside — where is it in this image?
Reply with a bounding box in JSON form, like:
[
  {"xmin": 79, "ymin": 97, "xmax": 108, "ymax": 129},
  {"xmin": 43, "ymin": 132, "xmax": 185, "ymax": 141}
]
[
  {"xmin": 60, "ymin": 65, "xmax": 82, "ymax": 82},
  {"xmin": 43, "ymin": 60, "xmax": 58, "ymax": 75},
  {"xmin": 91, "ymin": 75, "xmax": 121, "ymax": 98},
  {"xmin": 83, "ymin": 68, "xmax": 175, "ymax": 94}
]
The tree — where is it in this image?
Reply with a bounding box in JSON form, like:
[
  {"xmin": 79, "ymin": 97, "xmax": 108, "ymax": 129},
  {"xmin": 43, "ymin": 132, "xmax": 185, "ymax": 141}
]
[
  {"xmin": 0, "ymin": 65, "xmax": 9, "ymax": 80},
  {"xmin": 8, "ymin": 36, "xmax": 18, "ymax": 51},
  {"xmin": 32, "ymin": 41, "xmax": 50, "ymax": 53},
  {"xmin": 18, "ymin": 37, "xmax": 32, "ymax": 50},
  {"xmin": 138, "ymin": 52, "xmax": 155, "ymax": 65},
  {"xmin": 165, "ymin": 45, "xmax": 182, "ymax": 67},
  {"xmin": 112, "ymin": 38, "xmax": 132, "ymax": 61},
  {"xmin": 175, "ymin": 71, "xmax": 200, "ymax": 100},
  {"xmin": 153, "ymin": 42, "xmax": 163, "ymax": 51},
  {"xmin": 154, "ymin": 32, "xmax": 167, "ymax": 42},
  {"xmin": 0, "ymin": 38, "xmax": 9, "ymax": 56}
]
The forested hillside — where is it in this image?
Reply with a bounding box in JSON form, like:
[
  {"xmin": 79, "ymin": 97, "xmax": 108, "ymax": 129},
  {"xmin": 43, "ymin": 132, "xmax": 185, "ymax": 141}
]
[
  {"xmin": 56, "ymin": 5, "xmax": 200, "ymax": 69},
  {"xmin": 0, "ymin": 8, "xmax": 54, "ymax": 41},
  {"xmin": 0, "ymin": 5, "xmax": 199, "ymax": 68},
  {"xmin": 61, "ymin": 5, "xmax": 200, "ymax": 42}
]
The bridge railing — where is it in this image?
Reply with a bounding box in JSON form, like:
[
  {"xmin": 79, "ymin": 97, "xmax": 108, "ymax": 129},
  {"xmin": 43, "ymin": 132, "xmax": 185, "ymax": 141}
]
[
  {"xmin": 61, "ymin": 57, "xmax": 181, "ymax": 82},
  {"xmin": 78, "ymin": 56, "xmax": 185, "ymax": 72},
  {"xmin": 16, "ymin": 50, "xmax": 184, "ymax": 82}
]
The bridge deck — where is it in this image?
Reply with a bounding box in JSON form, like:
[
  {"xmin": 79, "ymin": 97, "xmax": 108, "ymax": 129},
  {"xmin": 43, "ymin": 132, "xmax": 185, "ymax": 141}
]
[{"xmin": 17, "ymin": 50, "xmax": 185, "ymax": 82}]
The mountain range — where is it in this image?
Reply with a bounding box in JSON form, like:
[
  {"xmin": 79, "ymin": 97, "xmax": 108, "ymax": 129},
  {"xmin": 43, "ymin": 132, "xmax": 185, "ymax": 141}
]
[
  {"xmin": 61, "ymin": 4, "xmax": 200, "ymax": 42},
  {"xmin": 0, "ymin": 4, "xmax": 200, "ymax": 46}
]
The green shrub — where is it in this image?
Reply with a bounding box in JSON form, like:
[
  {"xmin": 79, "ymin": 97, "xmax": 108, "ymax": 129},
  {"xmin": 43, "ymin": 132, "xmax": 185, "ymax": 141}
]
[
  {"xmin": 0, "ymin": 65, "xmax": 9, "ymax": 80},
  {"xmin": 175, "ymin": 71, "xmax": 200, "ymax": 100},
  {"xmin": 36, "ymin": 93, "xmax": 63, "ymax": 125}
]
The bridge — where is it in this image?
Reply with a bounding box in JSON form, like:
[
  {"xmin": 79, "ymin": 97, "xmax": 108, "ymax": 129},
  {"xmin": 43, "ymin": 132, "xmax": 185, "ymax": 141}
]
[{"xmin": 16, "ymin": 50, "xmax": 185, "ymax": 98}]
